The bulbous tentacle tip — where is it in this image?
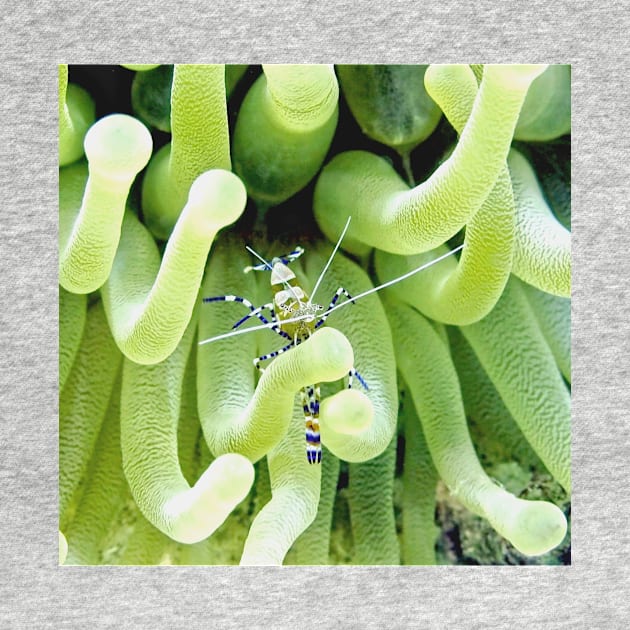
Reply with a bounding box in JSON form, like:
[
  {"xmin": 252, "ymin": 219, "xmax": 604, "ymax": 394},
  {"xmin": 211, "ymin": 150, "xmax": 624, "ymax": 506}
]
[
  {"xmin": 509, "ymin": 499, "xmax": 568, "ymax": 557},
  {"xmin": 59, "ymin": 531, "xmax": 68, "ymax": 565},
  {"xmin": 166, "ymin": 453, "xmax": 255, "ymax": 545},
  {"xmin": 308, "ymin": 327, "xmax": 355, "ymax": 380},
  {"xmin": 484, "ymin": 64, "xmax": 549, "ymax": 90},
  {"xmin": 320, "ymin": 388, "xmax": 373, "ymax": 436},
  {"xmin": 187, "ymin": 169, "xmax": 248, "ymax": 228},
  {"xmin": 84, "ymin": 113, "xmax": 153, "ymax": 177},
  {"xmin": 197, "ymin": 452, "xmax": 256, "ymax": 504}
]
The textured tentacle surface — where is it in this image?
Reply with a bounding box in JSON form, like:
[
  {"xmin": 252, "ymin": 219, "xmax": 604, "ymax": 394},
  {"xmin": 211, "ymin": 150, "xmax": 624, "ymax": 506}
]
[
  {"xmin": 102, "ymin": 169, "xmax": 246, "ymax": 364},
  {"xmin": 509, "ymin": 148, "xmax": 571, "ymax": 297},
  {"xmin": 59, "ymin": 301, "xmax": 122, "ymax": 532},
  {"xmin": 347, "ymin": 436, "xmax": 400, "ymax": 564},
  {"xmin": 387, "ymin": 298, "xmax": 567, "ymax": 556},
  {"xmin": 400, "ymin": 386, "xmax": 439, "ymax": 565},
  {"xmin": 314, "ymin": 64, "xmax": 546, "ymax": 255},
  {"xmin": 460, "ymin": 277, "xmax": 571, "ymax": 493},
  {"xmin": 59, "ymin": 115, "xmax": 153, "ymax": 293},
  {"xmin": 142, "ymin": 64, "xmax": 231, "ymax": 239},
  {"xmin": 240, "ymin": 400, "xmax": 322, "ymax": 565},
  {"xmin": 59, "ymin": 287, "xmax": 87, "ymax": 392},
  {"xmin": 121, "ymin": 312, "xmax": 255, "ymax": 544},
  {"xmin": 520, "ymin": 279, "xmax": 571, "ymax": 382}
]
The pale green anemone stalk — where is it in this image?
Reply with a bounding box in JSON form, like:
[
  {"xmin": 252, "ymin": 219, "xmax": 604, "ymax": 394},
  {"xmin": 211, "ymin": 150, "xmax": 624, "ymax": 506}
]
[
  {"xmin": 102, "ymin": 169, "xmax": 246, "ymax": 365},
  {"xmin": 232, "ymin": 64, "xmax": 339, "ymax": 206},
  {"xmin": 58, "ymin": 64, "xmax": 95, "ymax": 166},
  {"xmin": 386, "ymin": 297, "xmax": 567, "ymax": 556},
  {"xmin": 59, "ymin": 114, "xmax": 153, "ymax": 293},
  {"xmin": 59, "ymin": 531, "xmax": 68, "ymax": 565},
  {"xmin": 121, "ymin": 64, "xmax": 161, "ymax": 71},
  {"xmin": 460, "ymin": 277, "xmax": 571, "ymax": 493},
  {"xmin": 121, "ymin": 312, "xmax": 254, "ymax": 545},
  {"xmin": 59, "ymin": 302, "xmax": 122, "ymax": 534},
  {"xmin": 521, "ymin": 279, "xmax": 571, "ymax": 382},
  {"xmin": 314, "ymin": 64, "xmax": 547, "ymax": 256},
  {"xmin": 400, "ymin": 388, "xmax": 440, "ymax": 565},
  {"xmin": 508, "ymin": 148, "xmax": 571, "ymax": 297},
  {"xmin": 59, "ymin": 287, "xmax": 86, "ymax": 391},
  {"xmin": 142, "ymin": 64, "xmax": 231, "ymax": 239},
  {"xmin": 240, "ymin": 399, "xmax": 322, "ymax": 565}
]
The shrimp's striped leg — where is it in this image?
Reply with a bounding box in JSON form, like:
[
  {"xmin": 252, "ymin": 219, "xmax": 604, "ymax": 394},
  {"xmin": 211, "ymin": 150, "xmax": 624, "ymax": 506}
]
[
  {"xmin": 348, "ymin": 367, "xmax": 369, "ymax": 391},
  {"xmin": 253, "ymin": 340, "xmax": 295, "ymax": 371},
  {"xmin": 231, "ymin": 302, "xmax": 275, "ymax": 329},
  {"xmin": 302, "ymin": 385, "xmax": 321, "ymax": 464},
  {"xmin": 315, "ymin": 286, "xmax": 355, "ymax": 329},
  {"xmin": 203, "ymin": 295, "xmax": 291, "ymax": 340}
]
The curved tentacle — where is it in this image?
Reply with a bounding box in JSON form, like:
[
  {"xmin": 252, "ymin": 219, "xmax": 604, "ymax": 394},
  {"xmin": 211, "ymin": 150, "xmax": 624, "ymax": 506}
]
[
  {"xmin": 386, "ymin": 297, "xmax": 567, "ymax": 556},
  {"xmin": 120, "ymin": 311, "xmax": 255, "ymax": 544},
  {"xmin": 102, "ymin": 169, "xmax": 246, "ymax": 364},
  {"xmin": 509, "ymin": 148, "xmax": 571, "ymax": 297},
  {"xmin": 460, "ymin": 277, "xmax": 571, "ymax": 494},
  {"xmin": 239, "ymin": 400, "xmax": 322, "ymax": 565},
  {"xmin": 59, "ymin": 114, "xmax": 153, "ymax": 293},
  {"xmin": 314, "ymin": 64, "xmax": 546, "ymax": 255},
  {"xmin": 232, "ymin": 64, "xmax": 339, "ymax": 205},
  {"xmin": 305, "ymin": 245, "xmax": 397, "ymax": 462},
  {"xmin": 142, "ymin": 64, "xmax": 231, "ymax": 239}
]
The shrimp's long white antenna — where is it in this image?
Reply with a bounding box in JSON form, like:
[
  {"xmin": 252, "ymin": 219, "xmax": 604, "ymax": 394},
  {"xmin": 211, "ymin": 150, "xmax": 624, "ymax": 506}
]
[
  {"xmin": 309, "ymin": 216, "xmax": 352, "ymax": 304},
  {"xmin": 321, "ymin": 244, "xmax": 464, "ymax": 318},
  {"xmin": 244, "ymin": 245, "xmax": 272, "ymax": 271},
  {"xmin": 199, "ymin": 244, "xmax": 463, "ymax": 346}
]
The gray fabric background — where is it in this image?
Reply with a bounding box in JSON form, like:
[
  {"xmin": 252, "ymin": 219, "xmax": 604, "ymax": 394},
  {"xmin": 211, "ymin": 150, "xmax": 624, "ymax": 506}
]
[{"xmin": 1, "ymin": 1, "xmax": 627, "ymax": 627}]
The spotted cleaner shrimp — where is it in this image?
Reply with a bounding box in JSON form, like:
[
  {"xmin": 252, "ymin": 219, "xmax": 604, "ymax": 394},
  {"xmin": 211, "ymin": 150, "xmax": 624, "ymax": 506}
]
[{"xmin": 200, "ymin": 218, "xmax": 463, "ymax": 464}]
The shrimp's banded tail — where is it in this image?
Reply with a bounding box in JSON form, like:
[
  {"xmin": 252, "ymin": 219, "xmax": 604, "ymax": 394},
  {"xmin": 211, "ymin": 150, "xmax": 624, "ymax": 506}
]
[{"xmin": 302, "ymin": 385, "xmax": 321, "ymax": 464}]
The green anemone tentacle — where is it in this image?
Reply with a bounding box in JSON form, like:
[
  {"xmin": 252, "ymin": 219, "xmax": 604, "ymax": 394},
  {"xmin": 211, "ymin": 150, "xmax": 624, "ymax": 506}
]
[
  {"xmin": 232, "ymin": 64, "xmax": 339, "ymax": 205},
  {"xmin": 142, "ymin": 64, "xmax": 231, "ymax": 239},
  {"xmin": 520, "ymin": 279, "xmax": 571, "ymax": 382},
  {"xmin": 290, "ymin": 447, "xmax": 340, "ymax": 565},
  {"xmin": 400, "ymin": 386, "xmax": 439, "ymax": 565},
  {"xmin": 305, "ymin": 245, "xmax": 397, "ymax": 462},
  {"xmin": 314, "ymin": 64, "xmax": 546, "ymax": 255},
  {"xmin": 508, "ymin": 148, "xmax": 571, "ymax": 297},
  {"xmin": 369, "ymin": 64, "xmax": 514, "ymax": 325},
  {"xmin": 58, "ymin": 64, "xmax": 95, "ymax": 166},
  {"xmin": 59, "ymin": 287, "xmax": 87, "ymax": 392},
  {"xmin": 386, "ymin": 297, "xmax": 567, "ymax": 556},
  {"xmin": 447, "ymin": 327, "xmax": 545, "ymax": 470},
  {"xmin": 63, "ymin": 372, "xmax": 125, "ymax": 565},
  {"xmin": 240, "ymin": 400, "xmax": 322, "ymax": 566},
  {"xmin": 102, "ymin": 169, "xmax": 246, "ymax": 364},
  {"xmin": 59, "ymin": 301, "xmax": 122, "ymax": 532},
  {"xmin": 460, "ymin": 277, "xmax": 571, "ymax": 493},
  {"xmin": 348, "ymin": 436, "xmax": 400, "ymax": 564},
  {"xmin": 59, "ymin": 114, "xmax": 153, "ymax": 293},
  {"xmin": 120, "ymin": 312, "xmax": 255, "ymax": 545}
]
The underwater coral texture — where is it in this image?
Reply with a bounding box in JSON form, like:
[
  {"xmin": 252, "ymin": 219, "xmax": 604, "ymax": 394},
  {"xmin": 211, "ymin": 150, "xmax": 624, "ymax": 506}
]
[{"xmin": 59, "ymin": 64, "xmax": 571, "ymax": 566}]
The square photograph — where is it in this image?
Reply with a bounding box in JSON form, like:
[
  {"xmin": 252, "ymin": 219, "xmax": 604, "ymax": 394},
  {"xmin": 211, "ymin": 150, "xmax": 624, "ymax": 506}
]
[{"xmin": 59, "ymin": 64, "xmax": 571, "ymax": 565}]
